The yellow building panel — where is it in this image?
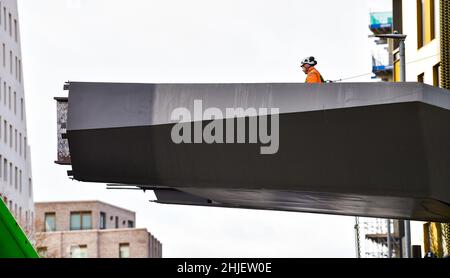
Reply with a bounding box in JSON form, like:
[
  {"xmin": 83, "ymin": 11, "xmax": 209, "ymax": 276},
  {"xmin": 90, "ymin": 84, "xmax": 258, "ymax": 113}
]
[
  {"xmin": 394, "ymin": 60, "xmax": 400, "ymax": 82},
  {"xmin": 424, "ymin": 0, "xmax": 433, "ymax": 44}
]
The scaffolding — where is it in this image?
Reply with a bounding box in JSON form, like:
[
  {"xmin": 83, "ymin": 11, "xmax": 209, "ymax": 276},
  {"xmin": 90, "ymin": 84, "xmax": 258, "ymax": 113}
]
[
  {"xmin": 355, "ymin": 217, "xmax": 402, "ymax": 258},
  {"xmin": 369, "ymin": 12, "xmax": 394, "ymax": 81}
]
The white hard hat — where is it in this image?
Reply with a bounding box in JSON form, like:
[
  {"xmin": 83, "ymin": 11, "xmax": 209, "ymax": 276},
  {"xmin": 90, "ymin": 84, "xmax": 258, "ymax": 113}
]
[{"xmin": 301, "ymin": 56, "xmax": 317, "ymax": 66}]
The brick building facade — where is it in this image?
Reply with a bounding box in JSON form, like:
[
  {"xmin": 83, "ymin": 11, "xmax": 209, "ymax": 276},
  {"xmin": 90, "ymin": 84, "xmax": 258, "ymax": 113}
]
[{"xmin": 34, "ymin": 201, "xmax": 162, "ymax": 258}]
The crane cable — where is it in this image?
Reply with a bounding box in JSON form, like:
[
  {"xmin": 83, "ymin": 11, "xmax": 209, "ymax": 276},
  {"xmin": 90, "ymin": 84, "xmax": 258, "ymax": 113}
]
[{"xmin": 326, "ymin": 53, "xmax": 439, "ymax": 83}]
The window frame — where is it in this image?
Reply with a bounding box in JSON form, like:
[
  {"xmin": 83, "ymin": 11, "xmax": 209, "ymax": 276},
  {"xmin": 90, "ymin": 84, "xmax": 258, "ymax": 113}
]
[
  {"xmin": 433, "ymin": 63, "xmax": 440, "ymax": 87},
  {"xmin": 70, "ymin": 211, "xmax": 92, "ymax": 230},
  {"xmin": 70, "ymin": 245, "xmax": 88, "ymax": 258},
  {"xmin": 44, "ymin": 212, "xmax": 56, "ymax": 232},
  {"xmin": 417, "ymin": 0, "xmax": 436, "ymax": 49},
  {"xmin": 119, "ymin": 243, "xmax": 130, "ymax": 258},
  {"xmin": 99, "ymin": 212, "xmax": 106, "ymax": 229}
]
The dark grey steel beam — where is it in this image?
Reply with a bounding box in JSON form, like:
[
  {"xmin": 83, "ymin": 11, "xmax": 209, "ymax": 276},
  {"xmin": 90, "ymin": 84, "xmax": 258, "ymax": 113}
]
[{"xmin": 57, "ymin": 82, "xmax": 450, "ymax": 221}]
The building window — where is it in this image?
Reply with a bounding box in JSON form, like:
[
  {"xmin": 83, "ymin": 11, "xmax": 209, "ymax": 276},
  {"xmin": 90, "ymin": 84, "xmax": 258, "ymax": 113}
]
[
  {"xmin": 70, "ymin": 245, "xmax": 88, "ymax": 258},
  {"xmin": 9, "ymin": 162, "xmax": 11, "ymax": 185},
  {"xmin": 13, "ymin": 91, "xmax": 16, "ymax": 114},
  {"xmin": 417, "ymin": 0, "xmax": 424, "ymax": 48},
  {"xmin": 119, "ymin": 243, "xmax": 130, "ymax": 258},
  {"xmin": 127, "ymin": 220, "xmax": 134, "ymax": 228},
  {"xmin": 70, "ymin": 211, "xmax": 92, "ymax": 230},
  {"xmin": 115, "ymin": 216, "xmax": 119, "ymax": 229},
  {"xmin": 430, "ymin": 0, "xmax": 436, "ymax": 41},
  {"xmin": 44, "ymin": 212, "xmax": 56, "ymax": 232},
  {"xmin": 3, "ymin": 158, "xmax": 6, "ymax": 181},
  {"xmin": 19, "ymin": 170, "xmax": 22, "ymax": 193},
  {"xmin": 28, "ymin": 178, "xmax": 32, "ymax": 197},
  {"xmin": 14, "ymin": 19, "xmax": 17, "ymax": 42},
  {"xmin": 9, "ymin": 124, "xmax": 11, "ymax": 147},
  {"xmin": 70, "ymin": 213, "xmax": 81, "ymax": 230},
  {"xmin": 3, "ymin": 120, "xmax": 5, "ymax": 144},
  {"xmin": 99, "ymin": 212, "xmax": 106, "ymax": 229},
  {"xmin": 417, "ymin": 0, "xmax": 435, "ymax": 49},
  {"xmin": 37, "ymin": 247, "xmax": 47, "ymax": 258},
  {"xmin": 8, "ymin": 12, "xmax": 10, "ymax": 36},
  {"xmin": 18, "ymin": 60, "xmax": 21, "ymax": 82},
  {"xmin": 2, "ymin": 43, "xmax": 4, "ymax": 67},
  {"xmin": 434, "ymin": 0, "xmax": 439, "ymax": 42},
  {"xmin": 433, "ymin": 63, "xmax": 440, "ymax": 87},
  {"xmin": 418, "ymin": 73, "xmax": 424, "ymax": 83},
  {"xmin": 20, "ymin": 98, "xmax": 23, "ymax": 120},
  {"xmin": 82, "ymin": 212, "xmax": 92, "ymax": 229},
  {"xmin": 14, "ymin": 166, "xmax": 17, "ymax": 189}
]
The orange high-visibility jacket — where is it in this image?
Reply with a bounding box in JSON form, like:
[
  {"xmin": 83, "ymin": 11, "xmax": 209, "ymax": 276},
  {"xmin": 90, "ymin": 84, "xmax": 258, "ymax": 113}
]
[{"xmin": 305, "ymin": 66, "xmax": 324, "ymax": 83}]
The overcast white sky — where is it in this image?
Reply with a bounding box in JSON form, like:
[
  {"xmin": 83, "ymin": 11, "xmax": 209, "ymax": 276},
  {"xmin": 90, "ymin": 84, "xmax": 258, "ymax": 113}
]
[{"xmin": 17, "ymin": 0, "xmax": 399, "ymax": 257}]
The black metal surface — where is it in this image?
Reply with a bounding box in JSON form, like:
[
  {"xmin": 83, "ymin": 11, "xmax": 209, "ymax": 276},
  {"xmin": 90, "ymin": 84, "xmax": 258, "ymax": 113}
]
[{"xmin": 60, "ymin": 82, "xmax": 450, "ymax": 221}]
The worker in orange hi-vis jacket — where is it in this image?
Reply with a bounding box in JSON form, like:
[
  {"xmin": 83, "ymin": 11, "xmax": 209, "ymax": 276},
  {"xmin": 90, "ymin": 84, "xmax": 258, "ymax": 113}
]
[{"xmin": 301, "ymin": 56, "xmax": 325, "ymax": 83}]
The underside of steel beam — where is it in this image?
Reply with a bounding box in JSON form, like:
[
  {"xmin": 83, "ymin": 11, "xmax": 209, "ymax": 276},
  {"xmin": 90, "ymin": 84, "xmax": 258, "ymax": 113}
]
[{"xmin": 56, "ymin": 82, "xmax": 450, "ymax": 222}]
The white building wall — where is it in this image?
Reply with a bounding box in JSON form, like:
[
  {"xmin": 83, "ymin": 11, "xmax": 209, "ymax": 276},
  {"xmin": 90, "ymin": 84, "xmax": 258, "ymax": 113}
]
[
  {"xmin": 402, "ymin": 0, "xmax": 440, "ymax": 84},
  {"xmin": 0, "ymin": 0, "xmax": 33, "ymax": 233}
]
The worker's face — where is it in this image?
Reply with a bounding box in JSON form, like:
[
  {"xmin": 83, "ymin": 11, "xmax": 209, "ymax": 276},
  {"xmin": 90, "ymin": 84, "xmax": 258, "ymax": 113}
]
[{"xmin": 301, "ymin": 64, "xmax": 310, "ymax": 74}]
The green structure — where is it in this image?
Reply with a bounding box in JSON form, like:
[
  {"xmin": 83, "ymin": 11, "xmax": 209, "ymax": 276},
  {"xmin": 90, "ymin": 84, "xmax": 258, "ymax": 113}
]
[{"xmin": 0, "ymin": 199, "xmax": 39, "ymax": 258}]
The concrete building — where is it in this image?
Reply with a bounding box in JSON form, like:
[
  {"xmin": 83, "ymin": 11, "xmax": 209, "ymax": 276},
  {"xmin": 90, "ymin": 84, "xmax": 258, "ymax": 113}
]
[
  {"xmin": 0, "ymin": 0, "xmax": 34, "ymax": 235},
  {"xmin": 34, "ymin": 201, "xmax": 162, "ymax": 258},
  {"xmin": 392, "ymin": 0, "xmax": 442, "ymax": 85},
  {"xmin": 391, "ymin": 0, "xmax": 450, "ymax": 258}
]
